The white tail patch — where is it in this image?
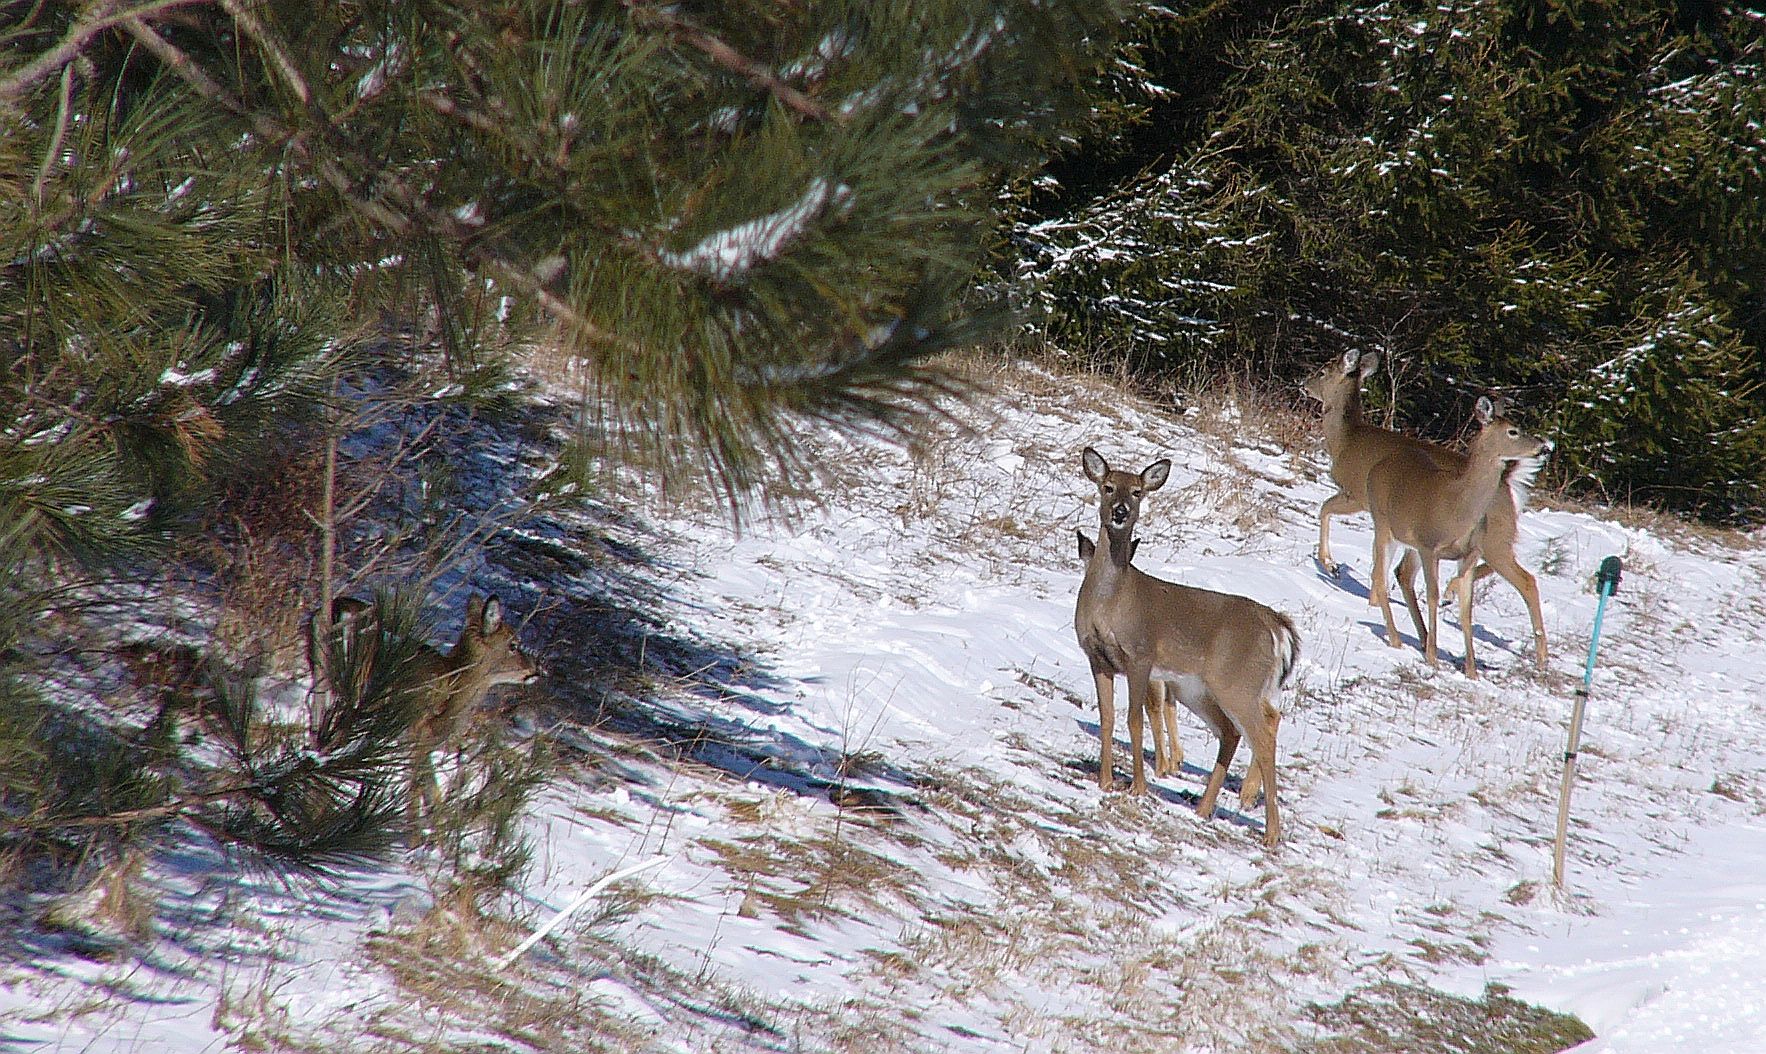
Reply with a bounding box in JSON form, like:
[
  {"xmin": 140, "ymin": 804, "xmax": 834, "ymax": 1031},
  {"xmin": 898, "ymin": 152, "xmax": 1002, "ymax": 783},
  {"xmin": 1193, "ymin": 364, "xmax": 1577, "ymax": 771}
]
[
  {"xmin": 1271, "ymin": 616, "xmax": 1301, "ymax": 693},
  {"xmin": 1505, "ymin": 452, "xmax": 1548, "ymax": 513}
]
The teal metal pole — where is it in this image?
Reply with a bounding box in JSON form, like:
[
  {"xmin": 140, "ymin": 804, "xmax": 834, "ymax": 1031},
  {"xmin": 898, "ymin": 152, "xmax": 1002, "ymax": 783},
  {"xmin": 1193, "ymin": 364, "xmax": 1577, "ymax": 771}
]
[{"xmin": 1553, "ymin": 556, "xmax": 1623, "ymax": 891}]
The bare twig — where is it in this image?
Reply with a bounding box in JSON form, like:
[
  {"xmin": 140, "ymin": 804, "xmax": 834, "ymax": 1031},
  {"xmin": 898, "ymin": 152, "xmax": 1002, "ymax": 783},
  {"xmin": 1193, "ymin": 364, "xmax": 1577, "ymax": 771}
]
[
  {"xmin": 496, "ymin": 856, "xmax": 670, "ymax": 968},
  {"xmin": 219, "ymin": 0, "xmax": 310, "ymax": 104}
]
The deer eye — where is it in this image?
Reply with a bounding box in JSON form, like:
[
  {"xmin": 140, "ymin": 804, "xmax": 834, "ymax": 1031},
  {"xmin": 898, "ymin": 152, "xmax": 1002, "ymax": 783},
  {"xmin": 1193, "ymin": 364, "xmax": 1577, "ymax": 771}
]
[
  {"xmin": 1132, "ymin": 488, "xmax": 1143, "ymax": 498},
  {"xmin": 1507, "ymin": 427, "xmax": 1520, "ymax": 437}
]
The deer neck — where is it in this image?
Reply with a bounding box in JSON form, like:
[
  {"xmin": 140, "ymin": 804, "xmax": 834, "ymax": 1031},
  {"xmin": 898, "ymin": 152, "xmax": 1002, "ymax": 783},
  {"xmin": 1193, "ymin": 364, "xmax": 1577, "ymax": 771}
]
[
  {"xmin": 1087, "ymin": 522, "xmax": 1137, "ymax": 576},
  {"xmin": 1445, "ymin": 444, "xmax": 1514, "ymax": 524},
  {"xmin": 1320, "ymin": 387, "xmax": 1366, "ymax": 458}
]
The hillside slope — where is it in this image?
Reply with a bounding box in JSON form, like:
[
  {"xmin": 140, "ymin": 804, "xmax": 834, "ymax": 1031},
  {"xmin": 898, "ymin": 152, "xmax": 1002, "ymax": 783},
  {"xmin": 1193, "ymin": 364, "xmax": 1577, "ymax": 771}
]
[{"xmin": 5, "ymin": 359, "xmax": 1764, "ymax": 1053}]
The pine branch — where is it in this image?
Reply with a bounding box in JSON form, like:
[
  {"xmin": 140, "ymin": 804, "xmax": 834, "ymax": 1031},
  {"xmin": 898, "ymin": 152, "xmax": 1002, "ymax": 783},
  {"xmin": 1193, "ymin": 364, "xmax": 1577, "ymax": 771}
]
[
  {"xmin": 30, "ymin": 62, "xmax": 75, "ymax": 206},
  {"xmin": 624, "ymin": 1, "xmax": 837, "ymax": 124},
  {"xmin": 123, "ymin": 12, "xmax": 641, "ymax": 355},
  {"xmin": 0, "ymin": 0, "xmax": 204, "ymax": 103},
  {"xmin": 23, "ymin": 780, "xmax": 259, "ymax": 830}
]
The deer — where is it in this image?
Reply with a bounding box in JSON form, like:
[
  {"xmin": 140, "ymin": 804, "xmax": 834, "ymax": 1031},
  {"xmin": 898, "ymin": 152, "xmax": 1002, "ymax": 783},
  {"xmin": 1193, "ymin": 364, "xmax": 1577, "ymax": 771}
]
[
  {"xmin": 1074, "ymin": 533, "xmax": 1279, "ymax": 803},
  {"xmin": 1077, "ymin": 531, "xmax": 1193, "ymax": 784},
  {"xmin": 1074, "ymin": 448, "xmax": 1301, "ymax": 847},
  {"xmin": 1365, "ymin": 398, "xmax": 1552, "ymax": 677},
  {"xmin": 306, "ymin": 592, "xmax": 539, "ymax": 826},
  {"xmin": 1304, "ymin": 349, "xmax": 1549, "ymax": 670},
  {"xmin": 1075, "ymin": 532, "xmax": 1188, "ymax": 781},
  {"xmin": 1392, "ymin": 429, "xmax": 1551, "ymax": 672}
]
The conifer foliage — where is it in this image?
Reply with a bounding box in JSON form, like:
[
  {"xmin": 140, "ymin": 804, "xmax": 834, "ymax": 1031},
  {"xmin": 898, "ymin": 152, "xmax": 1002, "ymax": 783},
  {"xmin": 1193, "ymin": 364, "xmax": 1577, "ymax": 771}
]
[
  {"xmin": 1026, "ymin": 1, "xmax": 1766, "ymax": 520},
  {"xmin": 1, "ymin": 3, "xmax": 1138, "ymax": 889}
]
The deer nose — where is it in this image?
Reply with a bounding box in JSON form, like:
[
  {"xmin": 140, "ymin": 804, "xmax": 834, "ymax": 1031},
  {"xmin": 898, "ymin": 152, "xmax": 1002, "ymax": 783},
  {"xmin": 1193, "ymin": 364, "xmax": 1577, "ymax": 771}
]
[{"xmin": 1110, "ymin": 502, "xmax": 1130, "ymax": 526}]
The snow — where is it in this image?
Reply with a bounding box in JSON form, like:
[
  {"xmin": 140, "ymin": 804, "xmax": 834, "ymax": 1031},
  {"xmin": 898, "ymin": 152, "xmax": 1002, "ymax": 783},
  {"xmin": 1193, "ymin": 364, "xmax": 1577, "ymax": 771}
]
[
  {"xmin": 6, "ymin": 360, "xmax": 1766, "ymax": 1050},
  {"xmin": 659, "ymin": 178, "xmax": 854, "ymax": 281},
  {"xmin": 1457, "ymin": 822, "xmax": 1766, "ymax": 1051}
]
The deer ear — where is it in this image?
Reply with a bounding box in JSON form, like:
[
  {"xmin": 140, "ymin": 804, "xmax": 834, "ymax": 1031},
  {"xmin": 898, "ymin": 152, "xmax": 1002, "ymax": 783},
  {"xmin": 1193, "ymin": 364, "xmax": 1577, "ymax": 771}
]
[
  {"xmin": 1142, "ymin": 459, "xmax": 1171, "ymax": 491},
  {"xmin": 1082, "ymin": 447, "xmax": 1108, "ymax": 484},
  {"xmin": 1474, "ymin": 395, "xmax": 1495, "ymax": 424},
  {"xmin": 1077, "ymin": 530, "xmax": 1094, "ymax": 561},
  {"xmin": 1340, "ymin": 349, "xmax": 1360, "ymax": 374},
  {"xmin": 481, "ymin": 595, "xmax": 504, "ymax": 634},
  {"xmin": 465, "ymin": 593, "xmax": 487, "ymax": 633},
  {"xmin": 1358, "ymin": 350, "xmax": 1380, "ymax": 378}
]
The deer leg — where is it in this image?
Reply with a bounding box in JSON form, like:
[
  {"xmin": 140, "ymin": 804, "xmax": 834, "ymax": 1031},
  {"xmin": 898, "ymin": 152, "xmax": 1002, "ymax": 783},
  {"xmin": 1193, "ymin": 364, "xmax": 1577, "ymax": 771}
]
[
  {"xmin": 408, "ymin": 745, "xmax": 438, "ymax": 832},
  {"xmin": 1239, "ymin": 702, "xmax": 1280, "ymax": 810},
  {"xmin": 1092, "ymin": 669, "xmax": 1116, "ymax": 791},
  {"xmin": 1483, "ymin": 547, "xmax": 1548, "ymax": 669},
  {"xmin": 1317, "ymin": 492, "xmax": 1361, "ymax": 575},
  {"xmin": 1195, "ymin": 701, "xmax": 1240, "ymax": 820},
  {"xmin": 1126, "ymin": 670, "xmax": 1152, "ymax": 796},
  {"xmin": 1239, "ymin": 701, "xmax": 1281, "ymax": 848},
  {"xmin": 1395, "ymin": 548, "xmax": 1427, "ymax": 648},
  {"xmin": 1162, "ymin": 686, "xmax": 1183, "ymax": 775},
  {"xmin": 1147, "ymin": 680, "xmax": 1169, "ymax": 777},
  {"xmin": 1148, "ymin": 680, "xmax": 1183, "ymax": 777},
  {"xmin": 1456, "ymin": 552, "xmax": 1479, "ymax": 678},
  {"xmin": 1370, "ymin": 525, "xmax": 1405, "ymax": 648},
  {"xmin": 1421, "ymin": 550, "xmax": 1442, "ymax": 667}
]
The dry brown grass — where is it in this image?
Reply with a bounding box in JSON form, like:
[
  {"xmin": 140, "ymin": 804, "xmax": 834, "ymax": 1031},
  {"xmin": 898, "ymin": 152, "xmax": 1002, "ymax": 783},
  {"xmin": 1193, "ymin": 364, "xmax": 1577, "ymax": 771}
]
[
  {"xmin": 360, "ymin": 881, "xmax": 685, "ymax": 1054},
  {"xmin": 191, "ymin": 438, "xmax": 333, "ymax": 671},
  {"xmin": 699, "ymin": 829, "xmax": 921, "ymax": 927}
]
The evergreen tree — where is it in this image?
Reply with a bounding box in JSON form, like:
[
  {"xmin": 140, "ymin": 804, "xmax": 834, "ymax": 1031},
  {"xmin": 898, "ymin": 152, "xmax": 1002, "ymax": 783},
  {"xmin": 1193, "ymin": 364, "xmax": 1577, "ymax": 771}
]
[
  {"xmin": 0, "ymin": 3, "xmax": 1141, "ymax": 887},
  {"xmin": 1024, "ymin": 0, "xmax": 1766, "ymax": 520}
]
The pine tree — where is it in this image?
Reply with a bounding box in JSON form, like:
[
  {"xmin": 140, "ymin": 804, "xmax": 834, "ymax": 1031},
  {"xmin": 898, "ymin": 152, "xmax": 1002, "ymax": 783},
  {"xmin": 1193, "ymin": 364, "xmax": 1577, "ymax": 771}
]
[{"xmin": 1, "ymin": 3, "xmax": 1141, "ymax": 886}]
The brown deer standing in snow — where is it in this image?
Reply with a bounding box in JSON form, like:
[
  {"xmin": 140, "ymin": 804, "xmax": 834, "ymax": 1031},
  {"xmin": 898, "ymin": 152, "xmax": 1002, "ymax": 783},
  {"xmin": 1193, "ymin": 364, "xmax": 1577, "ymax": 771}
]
[
  {"xmin": 1366, "ymin": 399, "xmax": 1552, "ymax": 677},
  {"xmin": 1305, "ymin": 350, "xmax": 1550, "ymax": 670},
  {"xmin": 1074, "ymin": 449, "xmax": 1300, "ymax": 847},
  {"xmin": 307, "ymin": 592, "xmax": 538, "ymax": 825},
  {"xmin": 1074, "ymin": 533, "xmax": 1188, "ymax": 782}
]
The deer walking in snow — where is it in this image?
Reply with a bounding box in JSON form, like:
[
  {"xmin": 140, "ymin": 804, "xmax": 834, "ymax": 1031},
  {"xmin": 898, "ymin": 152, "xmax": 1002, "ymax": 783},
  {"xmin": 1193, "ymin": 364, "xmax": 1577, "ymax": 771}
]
[
  {"xmin": 1365, "ymin": 399, "xmax": 1553, "ymax": 677},
  {"xmin": 1305, "ymin": 350, "xmax": 1550, "ymax": 670}
]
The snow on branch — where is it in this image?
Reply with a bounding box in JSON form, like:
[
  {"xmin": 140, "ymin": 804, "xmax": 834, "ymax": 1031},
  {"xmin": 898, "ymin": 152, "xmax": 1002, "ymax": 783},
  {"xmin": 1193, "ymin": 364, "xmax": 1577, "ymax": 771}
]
[{"xmin": 659, "ymin": 178, "xmax": 853, "ymax": 282}]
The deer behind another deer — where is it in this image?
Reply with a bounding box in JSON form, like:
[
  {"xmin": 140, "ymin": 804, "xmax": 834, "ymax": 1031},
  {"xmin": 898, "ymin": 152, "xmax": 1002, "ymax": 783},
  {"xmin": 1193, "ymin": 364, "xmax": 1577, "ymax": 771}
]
[{"xmin": 1074, "ymin": 448, "xmax": 1300, "ymax": 847}]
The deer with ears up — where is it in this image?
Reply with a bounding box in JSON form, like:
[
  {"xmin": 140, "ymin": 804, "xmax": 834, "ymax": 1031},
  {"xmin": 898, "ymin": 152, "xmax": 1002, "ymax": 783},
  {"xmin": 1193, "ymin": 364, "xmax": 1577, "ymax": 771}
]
[
  {"xmin": 307, "ymin": 592, "xmax": 539, "ymax": 826},
  {"xmin": 1366, "ymin": 398, "xmax": 1553, "ymax": 677},
  {"xmin": 1073, "ymin": 448, "xmax": 1300, "ymax": 847},
  {"xmin": 1304, "ymin": 349, "xmax": 1550, "ymax": 671}
]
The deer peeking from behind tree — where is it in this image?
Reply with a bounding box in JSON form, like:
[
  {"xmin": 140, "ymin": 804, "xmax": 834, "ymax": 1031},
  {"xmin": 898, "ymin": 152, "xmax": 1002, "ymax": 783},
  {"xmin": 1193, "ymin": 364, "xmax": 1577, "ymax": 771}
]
[{"xmin": 306, "ymin": 591, "xmax": 539, "ymax": 829}]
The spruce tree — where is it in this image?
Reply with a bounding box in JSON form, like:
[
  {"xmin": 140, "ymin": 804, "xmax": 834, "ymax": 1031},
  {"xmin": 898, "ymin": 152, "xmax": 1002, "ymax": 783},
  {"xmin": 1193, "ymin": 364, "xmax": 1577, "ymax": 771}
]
[{"xmin": 1025, "ymin": 0, "xmax": 1766, "ymax": 520}]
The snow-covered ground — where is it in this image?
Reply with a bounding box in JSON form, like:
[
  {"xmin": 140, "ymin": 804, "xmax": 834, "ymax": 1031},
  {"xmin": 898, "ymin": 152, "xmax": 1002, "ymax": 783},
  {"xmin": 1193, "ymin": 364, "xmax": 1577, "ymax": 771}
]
[{"xmin": 6, "ymin": 358, "xmax": 1765, "ymax": 1052}]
